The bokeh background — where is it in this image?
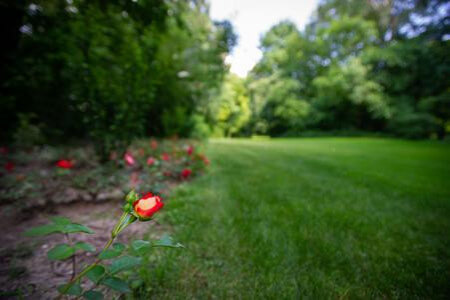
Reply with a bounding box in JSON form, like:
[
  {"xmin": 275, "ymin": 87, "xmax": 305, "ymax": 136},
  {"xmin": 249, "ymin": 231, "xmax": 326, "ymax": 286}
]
[
  {"xmin": 1, "ymin": 0, "xmax": 449, "ymax": 149},
  {"xmin": 0, "ymin": 0, "xmax": 449, "ymax": 299}
]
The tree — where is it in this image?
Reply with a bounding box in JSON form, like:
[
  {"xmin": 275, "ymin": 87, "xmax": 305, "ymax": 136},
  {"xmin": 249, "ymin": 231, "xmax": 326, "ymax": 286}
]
[
  {"xmin": 312, "ymin": 58, "xmax": 390, "ymax": 130},
  {"xmin": 210, "ymin": 74, "xmax": 250, "ymax": 137},
  {"xmin": 0, "ymin": 0, "xmax": 236, "ymax": 150}
]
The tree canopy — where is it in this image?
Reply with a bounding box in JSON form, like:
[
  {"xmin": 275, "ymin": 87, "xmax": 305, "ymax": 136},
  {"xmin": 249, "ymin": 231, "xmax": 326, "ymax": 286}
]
[
  {"xmin": 244, "ymin": 0, "xmax": 449, "ymax": 138},
  {"xmin": 1, "ymin": 0, "xmax": 449, "ymax": 147}
]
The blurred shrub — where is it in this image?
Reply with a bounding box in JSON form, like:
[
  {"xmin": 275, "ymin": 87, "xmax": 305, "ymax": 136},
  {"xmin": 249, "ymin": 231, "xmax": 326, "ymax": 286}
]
[
  {"xmin": 0, "ymin": 1, "xmax": 235, "ymax": 150},
  {"xmin": 13, "ymin": 114, "xmax": 45, "ymax": 149},
  {"xmin": 189, "ymin": 114, "xmax": 211, "ymax": 140},
  {"xmin": 388, "ymin": 111, "xmax": 439, "ymax": 139}
]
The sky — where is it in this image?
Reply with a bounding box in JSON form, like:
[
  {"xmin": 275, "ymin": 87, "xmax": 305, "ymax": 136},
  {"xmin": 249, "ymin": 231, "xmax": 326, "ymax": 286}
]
[{"xmin": 209, "ymin": 0, "xmax": 319, "ymax": 77}]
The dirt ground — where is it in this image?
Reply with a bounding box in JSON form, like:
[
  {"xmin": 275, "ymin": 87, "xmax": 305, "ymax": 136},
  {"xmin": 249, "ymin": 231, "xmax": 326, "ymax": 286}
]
[{"xmin": 0, "ymin": 200, "xmax": 167, "ymax": 299}]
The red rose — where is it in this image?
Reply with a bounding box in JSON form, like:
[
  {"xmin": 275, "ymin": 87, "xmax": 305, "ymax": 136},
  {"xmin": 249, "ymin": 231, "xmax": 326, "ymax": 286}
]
[
  {"xmin": 186, "ymin": 145, "xmax": 193, "ymax": 156},
  {"xmin": 124, "ymin": 152, "xmax": 135, "ymax": 166},
  {"xmin": 133, "ymin": 192, "xmax": 164, "ymax": 220},
  {"xmin": 181, "ymin": 168, "xmax": 192, "ymax": 179},
  {"xmin": 147, "ymin": 157, "xmax": 155, "ymax": 166},
  {"xmin": 161, "ymin": 153, "xmax": 170, "ymax": 161},
  {"xmin": 56, "ymin": 160, "xmax": 73, "ymax": 169},
  {"xmin": 5, "ymin": 162, "xmax": 14, "ymax": 172}
]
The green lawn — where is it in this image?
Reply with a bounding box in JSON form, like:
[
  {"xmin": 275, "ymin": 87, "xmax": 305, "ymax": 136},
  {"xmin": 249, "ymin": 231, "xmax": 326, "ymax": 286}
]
[{"xmin": 146, "ymin": 138, "xmax": 450, "ymax": 298}]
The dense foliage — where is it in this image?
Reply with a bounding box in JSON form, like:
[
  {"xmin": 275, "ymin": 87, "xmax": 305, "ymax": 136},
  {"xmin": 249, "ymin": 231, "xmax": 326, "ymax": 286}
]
[
  {"xmin": 0, "ymin": 0, "xmax": 236, "ymax": 154},
  {"xmin": 1, "ymin": 0, "xmax": 449, "ymax": 148},
  {"xmin": 245, "ymin": 0, "xmax": 449, "ymax": 138}
]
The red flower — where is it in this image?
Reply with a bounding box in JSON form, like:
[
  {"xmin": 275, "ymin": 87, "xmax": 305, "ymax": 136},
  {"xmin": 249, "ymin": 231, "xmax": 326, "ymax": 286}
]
[
  {"xmin": 181, "ymin": 168, "xmax": 192, "ymax": 179},
  {"xmin": 150, "ymin": 140, "xmax": 158, "ymax": 150},
  {"xmin": 186, "ymin": 145, "xmax": 194, "ymax": 156},
  {"xmin": 5, "ymin": 162, "xmax": 14, "ymax": 172},
  {"xmin": 161, "ymin": 153, "xmax": 170, "ymax": 161},
  {"xmin": 133, "ymin": 192, "xmax": 164, "ymax": 220},
  {"xmin": 56, "ymin": 160, "xmax": 73, "ymax": 169},
  {"xmin": 147, "ymin": 157, "xmax": 155, "ymax": 166},
  {"xmin": 124, "ymin": 152, "xmax": 135, "ymax": 166}
]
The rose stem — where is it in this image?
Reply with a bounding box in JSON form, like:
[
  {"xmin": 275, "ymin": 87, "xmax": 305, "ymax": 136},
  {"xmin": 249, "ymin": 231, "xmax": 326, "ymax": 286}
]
[
  {"xmin": 64, "ymin": 233, "xmax": 76, "ymax": 280},
  {"xmin": 59, "ymin": 211, "xmax": 129, "ymax": 296}
]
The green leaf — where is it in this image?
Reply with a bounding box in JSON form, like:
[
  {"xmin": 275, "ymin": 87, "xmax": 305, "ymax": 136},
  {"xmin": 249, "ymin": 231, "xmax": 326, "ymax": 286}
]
[
  {"xmin": 50, "ymin": 216, "xmax": 72, "ymax": 225},
  {"xmin": 62, "ymin": 223, "xmax": 95, "ymax": 234},
  {"xmin": 109, "ymin": 256, "xmax": 142, "ymax": 275},
  {"xmin": 102, "ymin": 277, "xmax": 131, "ymax": 293},
  {"xmin": 23, "ymin": 218, "xmax": 94, "ymax": 237},
  {"xmin": 130, "ymin": 279, "xmax": 143, "ymax": 289},
  {"xmin": 83, "ymin": 290, "xmax": 103, "ymax": 300},
  {"xmin": 58, "ymin": 282, "xmax": 82, "ymax": 296},
  {"xmin": 24, "ymin": 224, "xmax": 63, "ymax": 237},
  {"xmin": 113, "ymin": 243, "xmax": 126, "ymax": 251},
  {"xmin": 153, "ymin": 234, "xmax": 184, "ymax": 248},
  {"xmin": 98, "ymin": 243, "xmax": 125, "ymax": 259},
  {"xmin": 98, "ymin": 249, "xmax": 121, "ymax": 260},
  {"xmin": 86, "ymin": 265, "xmax": 105, "ymax": 284},
  {"xmin": 75, "ymin": 242, "xmax": 96, "ymax": 252},
  {"xmin": 47, "ymin": 244, "xmax": 75, "ymax": 260},
  {"xmin": 131, "ymin": 240, "xmax": 151, "ymax": 254},
  {"xmin": 125, "ymin": 190, "xmax": 138, "ymax": 204}
]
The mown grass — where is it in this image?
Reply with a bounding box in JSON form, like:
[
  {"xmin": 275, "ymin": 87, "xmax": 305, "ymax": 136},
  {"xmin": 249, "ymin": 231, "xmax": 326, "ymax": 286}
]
[{"xmin": 142, "ymin": 138, "xmax": 450, "ymax": 299}]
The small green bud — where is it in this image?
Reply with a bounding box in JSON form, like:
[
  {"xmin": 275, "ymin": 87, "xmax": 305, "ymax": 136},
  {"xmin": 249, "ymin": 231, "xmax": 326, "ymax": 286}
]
[
  {"xmin": 125, "ymin": 190, "xmax": 138, "ymax": 204},
  {"xmin": 123, "ymin": 203, "xmax": 131, "ymax": 212}
]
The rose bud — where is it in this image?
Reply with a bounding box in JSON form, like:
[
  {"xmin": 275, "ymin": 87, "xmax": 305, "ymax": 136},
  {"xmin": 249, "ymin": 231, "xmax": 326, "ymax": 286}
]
[
  {"xmin": 161, "ymin": 153, "xmax": 170, "ymax": 161},
  {"xmin": 125, "ymin": 189, "xmax": 138, "ymax": 204},
  {"xmin": 5, "ymin": 162, "xmax": 14, "ymax": 172},
  {"xmin": 56, "ymin": 159, "xmax": 73, "ymax": 169},
  {"xmin": 186, "ymin": 145, "xmax": 193, "ymax": 156},
  {"xmin": 124, "ymin": 152, "xmax": 135, "ymax": 166},
  {"xmin": 181, "ymin": 168, "xmax": 192, "ymax": 179},
  {"xmin": 133, "ymin": 192, "xmax": 164, "ymax": 220},
  {"xmin": 147, "ymin": 157, "xmax": 156, "ymax": 166}
]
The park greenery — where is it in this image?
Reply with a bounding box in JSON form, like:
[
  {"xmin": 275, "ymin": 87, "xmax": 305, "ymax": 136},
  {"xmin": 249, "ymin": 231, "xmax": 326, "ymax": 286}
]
[
  {"xmin": 245, "ymin": 0, "xmax": 449, "ymax": 138},
  {"xmin": 155, "ymin": 138, "xmax": 450, "ymax": 298},
  {"xmin": 1, "ymin": 0, "xmax": 449, "ymax": 156},
  {"xmin": 0, "ymin": 1, "xmax": 449, "ymax": 298}
]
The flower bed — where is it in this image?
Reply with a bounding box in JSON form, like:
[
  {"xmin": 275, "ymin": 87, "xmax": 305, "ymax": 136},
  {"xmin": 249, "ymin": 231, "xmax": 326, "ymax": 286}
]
[{"xmin": 0, "ymin": 139, "xmax": 209, "ymax": 211}]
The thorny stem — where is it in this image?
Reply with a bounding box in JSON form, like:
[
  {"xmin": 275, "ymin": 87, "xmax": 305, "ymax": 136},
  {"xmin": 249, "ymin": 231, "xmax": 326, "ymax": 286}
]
[{"xmin": 59, "ymin": 212, "xmax": 133, "ymax": 297}]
